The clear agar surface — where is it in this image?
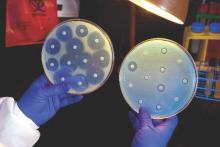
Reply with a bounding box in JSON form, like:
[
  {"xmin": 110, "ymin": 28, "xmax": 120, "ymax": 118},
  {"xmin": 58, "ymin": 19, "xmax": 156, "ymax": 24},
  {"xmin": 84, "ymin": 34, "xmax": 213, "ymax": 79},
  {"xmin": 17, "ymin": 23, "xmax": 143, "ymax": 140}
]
[{"xmin": 119, "ymin": 38, "xmax": 198, "ymax": 119}]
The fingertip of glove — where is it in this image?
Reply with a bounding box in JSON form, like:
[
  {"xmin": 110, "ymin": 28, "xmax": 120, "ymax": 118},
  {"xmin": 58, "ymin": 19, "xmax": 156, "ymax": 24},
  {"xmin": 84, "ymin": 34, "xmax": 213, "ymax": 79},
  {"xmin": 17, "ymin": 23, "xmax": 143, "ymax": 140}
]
[
  {"xmin": 78, "ymin": 95, "xmax": 84, "ymax": 100},
  {"xmin": 59, "ymin": 82, "xmax": 72, "ymax": 91},
  {"xmin": 139, "ymin": 107, "xmax": 150, "ymax": 116},
  {"xmin": 74, "ymin": 95, "xmax": 84, "ymax": 101}
]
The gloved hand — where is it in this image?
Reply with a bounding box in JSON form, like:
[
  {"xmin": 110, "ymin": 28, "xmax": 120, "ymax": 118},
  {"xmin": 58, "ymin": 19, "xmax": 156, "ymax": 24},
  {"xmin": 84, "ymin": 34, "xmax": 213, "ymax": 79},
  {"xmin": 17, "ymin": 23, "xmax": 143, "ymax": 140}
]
[
  {"xmin": 17, "ymin": 75, "xmax": 84, "ymax": 127},
  {"xmin": 129, "ymin": 107, "xmax": 178, "ymax": 147}
]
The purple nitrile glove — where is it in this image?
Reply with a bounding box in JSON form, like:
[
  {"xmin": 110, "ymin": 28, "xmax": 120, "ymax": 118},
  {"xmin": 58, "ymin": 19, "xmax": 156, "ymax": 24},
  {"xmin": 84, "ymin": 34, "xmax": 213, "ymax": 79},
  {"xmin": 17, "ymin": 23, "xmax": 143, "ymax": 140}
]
[
  {"xmin": 129, "ymin": 107, "xmax": 178, "ymax": 147},
  {"xmin": 17, "ymin": 75, "xmax": 84, "ymax": 127}
]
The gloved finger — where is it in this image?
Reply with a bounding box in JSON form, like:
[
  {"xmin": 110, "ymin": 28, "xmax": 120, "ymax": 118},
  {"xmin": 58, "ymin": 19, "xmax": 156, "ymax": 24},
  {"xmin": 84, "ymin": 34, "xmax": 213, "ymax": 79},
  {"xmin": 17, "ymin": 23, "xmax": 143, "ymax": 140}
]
[
  {"xmin": 56, "ymin": 93, "xmax": 76, "ymax": 100},
  {"xmin": 128, "ymin": 110, "xmax": 140, "ymax": 130},
  {"xmin": 139, "ymin": 107, "xmax": 154, "ymax": 129},
  {"xmin": 60, "ymin": 95, "xmax": 84, "ymax": 108},
  {"xmin": 157, "ymin": 115, "xmax": 178, "ymax": 132},
  {"xmin": 32, "ymin": 74, "xmax": 51, "ymax": 88},
  {"xmin": 43, "ymin": 82, "xmax": 71, "ymax": 97},
  {"xmin": 152, "ymin": 119, "xmax": 164, "ymax": 126}
]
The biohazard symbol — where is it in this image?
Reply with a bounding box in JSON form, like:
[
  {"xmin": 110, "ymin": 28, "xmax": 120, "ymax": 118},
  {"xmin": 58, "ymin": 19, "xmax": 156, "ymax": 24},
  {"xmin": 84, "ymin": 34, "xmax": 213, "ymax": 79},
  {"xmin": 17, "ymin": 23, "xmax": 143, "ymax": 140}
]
[{"xmin": 30, "ymin": 0, "xmax": 46, "ymax": 12}]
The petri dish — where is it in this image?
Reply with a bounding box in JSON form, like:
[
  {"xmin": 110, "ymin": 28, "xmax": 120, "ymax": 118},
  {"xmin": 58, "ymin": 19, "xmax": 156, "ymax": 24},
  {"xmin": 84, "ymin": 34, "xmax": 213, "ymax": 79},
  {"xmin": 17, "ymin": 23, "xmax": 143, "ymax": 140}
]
[
  {"xmin": 119, "ymin": 38, "xmax": 198, "ymax": 119},
  {"xmin": 42, "ymin": 19, "xmax": 114, "ymax": 94}
]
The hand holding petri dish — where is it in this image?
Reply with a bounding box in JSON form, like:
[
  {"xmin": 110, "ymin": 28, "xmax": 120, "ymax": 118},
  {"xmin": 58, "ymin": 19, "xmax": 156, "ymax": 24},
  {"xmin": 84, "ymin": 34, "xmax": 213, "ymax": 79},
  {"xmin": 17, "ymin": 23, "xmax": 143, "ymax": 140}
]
[
  {"xmin": 42, "ymin": 19, "xmax": 114, "ymax": 95},
  {"xmin": 119, "ymin": 38, "xmax": 198, "ymax": 119}
]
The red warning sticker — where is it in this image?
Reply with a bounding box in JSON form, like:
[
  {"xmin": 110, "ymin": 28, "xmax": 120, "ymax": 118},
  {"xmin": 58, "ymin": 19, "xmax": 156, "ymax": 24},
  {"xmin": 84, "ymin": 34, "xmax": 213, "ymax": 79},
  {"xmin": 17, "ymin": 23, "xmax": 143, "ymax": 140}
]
[{"xmin": 6, "ymin": 0, "xmax": 59, "ymax": 47}]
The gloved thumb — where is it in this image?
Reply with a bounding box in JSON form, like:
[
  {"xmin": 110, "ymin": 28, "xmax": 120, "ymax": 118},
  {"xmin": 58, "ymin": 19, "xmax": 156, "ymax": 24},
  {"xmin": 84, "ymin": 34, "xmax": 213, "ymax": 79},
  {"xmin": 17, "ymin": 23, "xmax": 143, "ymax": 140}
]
[{"xmin": 139, "ymin": 107, "xmax": 154, "ymax": 129}]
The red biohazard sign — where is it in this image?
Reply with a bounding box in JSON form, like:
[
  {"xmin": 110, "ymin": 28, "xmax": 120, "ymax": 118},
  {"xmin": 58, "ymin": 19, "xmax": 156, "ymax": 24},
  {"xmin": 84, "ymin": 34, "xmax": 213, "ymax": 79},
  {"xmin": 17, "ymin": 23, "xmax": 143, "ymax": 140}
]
[{"xmin": 6, "ymin": 0, "xmax": 59, "ymax": 47}]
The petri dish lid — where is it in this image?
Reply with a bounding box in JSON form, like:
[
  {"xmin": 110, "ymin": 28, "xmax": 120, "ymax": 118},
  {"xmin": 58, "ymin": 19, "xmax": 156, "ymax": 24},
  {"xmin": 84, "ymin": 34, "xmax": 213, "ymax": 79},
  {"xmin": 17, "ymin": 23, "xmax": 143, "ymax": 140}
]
[
  {"xmin": 119, "ymin": 38, "xmax": 198, "ymax": 119},
  {"xmin": 42, "ymin": 19, "xmax": 114, "ymax": 95}
]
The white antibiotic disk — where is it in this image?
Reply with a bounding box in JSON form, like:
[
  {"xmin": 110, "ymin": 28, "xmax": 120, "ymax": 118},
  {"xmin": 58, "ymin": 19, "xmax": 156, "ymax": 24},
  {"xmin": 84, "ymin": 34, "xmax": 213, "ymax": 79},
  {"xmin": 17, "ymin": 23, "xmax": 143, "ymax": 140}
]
[
  {"xmin": 42, "ymin": 19, "xmax": 114, "ymax": 94},
  {"xmin": 119, "ymin": 38, "xmax": 198, "ymax": 119}
]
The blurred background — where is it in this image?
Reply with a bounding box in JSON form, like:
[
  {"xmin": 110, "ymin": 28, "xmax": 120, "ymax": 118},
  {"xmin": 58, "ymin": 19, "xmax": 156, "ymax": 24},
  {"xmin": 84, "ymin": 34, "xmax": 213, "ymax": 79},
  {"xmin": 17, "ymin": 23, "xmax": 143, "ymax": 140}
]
[{"xmin": 0, "ymin": 0, "xmax": 220, "ymax": 146}]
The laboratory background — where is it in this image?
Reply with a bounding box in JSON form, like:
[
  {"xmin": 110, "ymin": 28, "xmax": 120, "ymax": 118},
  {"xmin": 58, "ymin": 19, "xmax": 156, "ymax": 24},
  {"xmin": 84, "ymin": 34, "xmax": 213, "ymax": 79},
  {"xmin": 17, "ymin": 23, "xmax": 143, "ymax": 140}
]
[{"xmin": 0, "ymin": 0, "xmax": 220, "ymax": 146}]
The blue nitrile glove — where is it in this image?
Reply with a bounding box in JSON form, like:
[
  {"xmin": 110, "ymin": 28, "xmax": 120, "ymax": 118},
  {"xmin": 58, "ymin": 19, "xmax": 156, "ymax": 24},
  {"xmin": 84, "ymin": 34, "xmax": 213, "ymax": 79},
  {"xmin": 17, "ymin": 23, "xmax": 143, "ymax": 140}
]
[
  {"xmin": 17, "ymin": 75, "xmax": 84, "ymax": 127},
  {"xmin": 129, "ymin": 107, "xmax": 178, "ymax": 147}
]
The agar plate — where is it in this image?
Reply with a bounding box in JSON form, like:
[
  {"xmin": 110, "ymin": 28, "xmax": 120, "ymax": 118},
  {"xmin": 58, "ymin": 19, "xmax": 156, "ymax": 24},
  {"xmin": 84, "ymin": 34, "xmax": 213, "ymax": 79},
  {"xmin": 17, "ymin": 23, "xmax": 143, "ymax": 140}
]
[
  {"xmin": 42, "ymin": 19, "xmax": 114, "ymax": 94},
  {"xmin": 119, "ymin": 38, "xmax": 198, "ymax": 119}
]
